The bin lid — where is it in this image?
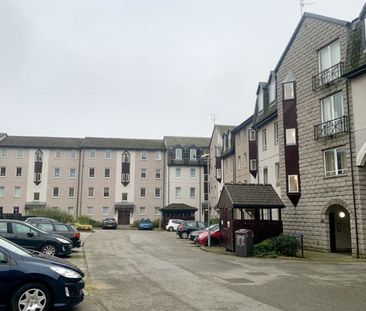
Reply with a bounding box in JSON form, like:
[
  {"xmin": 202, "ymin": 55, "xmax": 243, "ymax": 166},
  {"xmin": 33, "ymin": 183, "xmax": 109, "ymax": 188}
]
[{"xmin": 235, "ymin": 229, "xmax": 252, "ymax": 234}]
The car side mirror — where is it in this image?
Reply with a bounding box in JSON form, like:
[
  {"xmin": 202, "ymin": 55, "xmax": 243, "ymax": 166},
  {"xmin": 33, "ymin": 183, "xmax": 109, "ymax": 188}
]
[{"xmin": 27, "ymin": 232, "xmax": 35, "ymax": 238}]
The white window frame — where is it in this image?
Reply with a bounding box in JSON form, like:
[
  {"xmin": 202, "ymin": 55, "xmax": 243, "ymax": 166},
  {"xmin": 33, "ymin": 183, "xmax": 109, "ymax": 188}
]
[
  {"xmin": 89, "ymin": 168, "xmax": 95, "ymax": 178},
  {"xmin": 284, "ymin": 82, "xmax": 295, "ymax": 100},
  {"xmin": 190, "ymin": 187, "xmax": 196, "ymax": 198},
  {"xmin": 243, "ymin": 153, "xmax": 247, "ymax": 168},
  {"xmin": 0, "ymin": 167, "xmax": 5, "ymax": 177},
  {"xmin": 154, "ymin": 207, "xmax": 160, "ymax": 216},
  {"xmin": 105, "ymin": 150, "xmax": 112, "ymax": 159},
  {"xmin": 263, "ymin": 167, "xmax": 268, "ymax": 184},
  {"xmin": 140, "ymin": 187, "xmax": 146, "ymax": 198},
  {"xmin": 155, "ymin": 169, "xmax": 161, "ymax": 179},
  {"xmin": 288, "ymin": 175, "xmax": 299, "ymax": 193},
  {"xmin": 249, "ymin": 130, "xmax": 256, "ymax": 141},
  {"xmin": 17, "ymin": 148, "xmax": 24, "ymax": 159},
  {"xmin": 155, "ymin": 151, "xmax": 162, "ymax": 160},
  {"xmin": 141, "ymin": 151, "xmax": 147, "ymax": 160},
  {"xmin": 0, "ymin": 148, "xmax": 8, "ymax": 158},
  {"xmin": 175, "ymin": 168, "xmax": 181, "ymax": 178},
  {"xmin": 52, "ymin": 187, "xmax": 59, "ymax": 198},
  {"xmin": 55, "ymin": 150, "xmax": 62, "ymax": 159},
  {"xmin": 89, "ymin": 150, "xmax": 96, "ymax": 159},
  {"xmin": 175, "ymin": 187, "xmax": 182, "ymax": 198},
  {"xmin": 318, "ymin": 40, "xmax": 341, "ymax": 73},
  {"xmin": 262, "ymin": 129, "xmax": 267, "ymax": 150},
  {"xmin": 104, "ymin": 168, "xmax": 111, "ymax": 178},
  {"xmin": 54, "ymin": 168, "xmax": 61, "ymax": 178},
  {"xmin": 68, "ymin": 187, "xmax": 75, "ymax": 198},
  {"xmin": 154, "ymin": 188, "xmax": 161, "ymax": 198},
  {"xmin": 140, "ymin": 168, "xmax": 147, "ymax": 179},
  {"xmin": 286, "ymin": 128, "xmax": 297, "ymax": 146},
  {"xmin": 16, "ymin": 167, "xmax": 22, "ymax": 177},
  {"xmin": 0, "ymin": 186, "xmax": 4, "ymax": 197},
  {"xmin": 87, "ymin": 207, "xmax": 94, "ymax": 215},
  {"xmin": 175, "ymin": 148, "xmax": 182, "ymax": 160},
  {"xmin": 139, "ymin": 206, "xmax": 146, "ymax": 215},
  {"xmin": 68, "ymin": 207, "xmax": 74, "ymax": 215},
  {"xmin": 103, "ymin": 187, "xmax": 110, "ymax": 198},
  {"xmin": 88, "ymin": 187, "xmax": 94, "ymax": 198},
  {"xmin": 274, "ymin": 122, "xmax": 279, "ymax": 145},
  {"xmin": 269, "ymin": 77, "xmax": 276, "ymax": 104},
  {"xmin": 190, "ymin": 168, "xmax": 196, "ymax": 177},
  {"xmin": 321, "ymin": 92, "xmax": 344, "ymax": 123},
  {"xmin": 122, "ymin": 193, "xmax": 128, "ymax": 201},
  {"xmin": 250, "ymin": 159, "xmax": 257, "ymax": 171},
  {"xmin": 324, "ymin": 147, "xmax": 347, "ymax": 177},
  {"xmin": 275, "ymin": 162, "xmax": 280, "ymax": 186},
  {"xmin": 190, "ymin": 149, "xmax": 197, "ymax": 160},
  {"xmin": 69, "ymin": 168, "xmax": 76, "ymax": 178},
  {"xmin": 70, "ymin": 150, "xmax": 77, "ymax": 159},
  {"xmin": 258, "ymin": 89, "xmax": 264, "ymax": 112},
  {"xmin": 102, "ymin": 206, "xmax": 109, "ymax": 216}
]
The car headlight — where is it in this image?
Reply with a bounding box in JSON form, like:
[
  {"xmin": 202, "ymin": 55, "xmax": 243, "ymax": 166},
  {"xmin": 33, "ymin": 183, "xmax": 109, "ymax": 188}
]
[
  {"xmin": 56, "ymin": 238, "xmax": 70, "ymax": 244},
  {"xmin": 51, "ymin": 266, "xmax": 81, "ymax": 278}
]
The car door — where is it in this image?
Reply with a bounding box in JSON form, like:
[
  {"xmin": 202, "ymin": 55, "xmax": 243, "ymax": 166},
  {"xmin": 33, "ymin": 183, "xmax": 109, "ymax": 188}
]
[
  {"xmin": 0, "ymin": 248, "xmax": 13, "ymax": 308},
  {"xmin": 10, "ymin": 223, "xmax": 40, "ymax": 250}
]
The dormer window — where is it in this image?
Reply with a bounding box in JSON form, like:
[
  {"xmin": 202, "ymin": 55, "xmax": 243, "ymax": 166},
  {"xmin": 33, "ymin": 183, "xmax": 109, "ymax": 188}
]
[
  {"xmin": 228, "ymin": 132, "xmax": 232, "ymax": 149},
  {"xmin": 190, "ymin": 149, "xmax": 197, "ymax": 160},
  {"xmin": 175, "ymin": 148, "xmax": 182, "ymax": 160},
  {"xmin": 258, "ymin": 89, "xmax": 264, "ymax": 112},
  {"xmin": 122, "ymin": 152, "xmax": 130, "ymax": 163},
  {"xmin": 269, "ymin": 76, "xmax": 276, "ymax": 104}
]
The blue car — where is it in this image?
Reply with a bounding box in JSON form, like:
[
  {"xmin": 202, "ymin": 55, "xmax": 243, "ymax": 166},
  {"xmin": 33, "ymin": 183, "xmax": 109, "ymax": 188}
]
[
  {"xmin": 138, "ymin": 219, "xmax": 153, "ymax": 230},
  {"xmin": 0, "ymin": 236, "xmax": 84, "ymax": 311}
]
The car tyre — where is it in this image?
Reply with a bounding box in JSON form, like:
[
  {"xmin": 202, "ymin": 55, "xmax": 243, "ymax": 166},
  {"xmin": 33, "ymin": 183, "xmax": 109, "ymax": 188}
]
[
  {"xmin": 168, "ymin": 226, "xmax": 174, "ymax": 232},
  {"xmin": 41, "ymin": 243, "xmax": 58, "ymax": 256},
  {"xmin": 181, "ymin": 232, "xmax": 188, "ymax": 239},
  {"xmin": 11, "ymin": 282, "xmax": 51, "ymax": 311}
]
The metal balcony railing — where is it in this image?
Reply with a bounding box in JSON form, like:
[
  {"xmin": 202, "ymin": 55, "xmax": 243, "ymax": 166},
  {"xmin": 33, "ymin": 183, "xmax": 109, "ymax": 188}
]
[
  {"xmin": 312, "ymin": 62, "xmax": 344, "ymax": 91},
  {"xmin": 314, "ymin": 115, "xmax": 348, "ymax": 140}
]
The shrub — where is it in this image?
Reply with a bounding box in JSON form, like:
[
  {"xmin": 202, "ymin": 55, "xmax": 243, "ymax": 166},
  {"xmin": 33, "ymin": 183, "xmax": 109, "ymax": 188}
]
[
  {"xmin": 152, "ymin": 219, "xmax": 160, "ymax": 228},
  {"xmin": 273, "ymin": 234, "xmax": 300, "ymax": 257},
  {"xmin": 131, "ymin": 220, "xmax": 139, "ymax": 228},
  {"xmin": 76, "ymin": 216, "xmax": 102, "ymax": 227},
  {"xmin": 74, "ymin": 223, "xmax": 93, "ymax": 231},
  {"xmin": 209, "ymin": 217, "xmax": 220, "ymax": 225},
  {"xmin": 253, "ymin": 239, "xmax": 276, "ymax": 257},
  {"xmin": 27, "ymin": 208, "xmax": 74, "ymax": 223}
]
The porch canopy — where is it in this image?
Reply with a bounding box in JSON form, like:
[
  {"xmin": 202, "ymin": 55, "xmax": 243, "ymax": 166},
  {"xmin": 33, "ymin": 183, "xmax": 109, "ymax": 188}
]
[
  {"xmin": 219, "ymin": 184, "xmax": 285, "ymax": 252},
  {"xmin": 160, "ymin": 203, "xmax": 197, "ymax": 228},
  {"xmin": 114, "ymin": 203, "xmax": 134, "ymax": 211},
  {"xmin": 25, "ymin": 202, "xmax": 47, "ymax": 210}
]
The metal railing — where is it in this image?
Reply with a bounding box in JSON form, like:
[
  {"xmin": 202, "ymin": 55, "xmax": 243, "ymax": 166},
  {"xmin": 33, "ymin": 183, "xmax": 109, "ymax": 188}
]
[
  {"xmin": 312, "ymin": 62, "xmax": 344, "ymax": 91},
  {"xmin": 314, "ymin": 115, "xmax": 348, "ymax": 140}
]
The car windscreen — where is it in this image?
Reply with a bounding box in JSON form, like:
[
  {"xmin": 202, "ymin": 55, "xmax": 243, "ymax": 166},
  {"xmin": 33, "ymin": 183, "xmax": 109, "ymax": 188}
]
[{"xmin": 0, "ymin": 237, "xmax": 31, "ymax": 257}]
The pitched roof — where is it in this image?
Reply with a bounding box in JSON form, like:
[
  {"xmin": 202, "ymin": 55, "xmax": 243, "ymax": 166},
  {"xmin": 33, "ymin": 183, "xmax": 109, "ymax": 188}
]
[
  {"xmin": 223, "ymin": 184, "xmax": 285, "ymax": 209},
  {"xmin": 231, "ymin": 115, "xmax": 253, "ymax": 134},
  {"xmin": 164, "ymin": 136, "xmax": 210, "ymax": 148},
  {"xmin": 215, "ymin": 125, "xmax": 236, "ymax": 136},
  {"xmin": 160, "ymin": 203, "xmax": 198, "ymax": 211},
  {"xmin": 82, "ymin": 137, "xmax": 165, "ymax": 150},
  {"xmin": 0, "ymin": 135, "xmax": 83, "ymax": 149}
]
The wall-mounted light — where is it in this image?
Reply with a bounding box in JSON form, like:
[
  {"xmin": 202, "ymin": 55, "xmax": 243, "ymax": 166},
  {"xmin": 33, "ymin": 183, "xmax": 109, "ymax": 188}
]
[{"xmin": 339, "ymin": 211, "xmax": 346, "ymax": 218}]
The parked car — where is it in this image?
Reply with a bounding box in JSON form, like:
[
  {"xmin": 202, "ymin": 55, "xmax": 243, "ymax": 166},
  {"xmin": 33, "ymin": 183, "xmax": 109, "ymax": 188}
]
[
  {"xmin": 138, "ymin": 219, "xmax": 153, "ymax": 230},
  {"xmin": 0, "ymin": 235, "xmax": 84, "ymax": 311},
  {"xmin": 26, "ymin": 220, "xmax": 81, "ymax": 248},
  {"xmin": 0, "ymin": 220, "xmax": 72, "ymax": 257},
  {"xmin": 176, "ymin": 220, "xmax": 206, "ymax": 239},
  {"xmin": 165, "ymin": 219, "xmax": 183, "ymax": 232},
  {"xmin": 102, "ymin": 218, "xmax": 117, "ymax": 229},
  {"xmin": 25, "ymin": 216, "xmax": 58, "ymax": 223},
  {"xmin": 189, "ymin": 224, "xmax": 219, "ymax": 241},
  {"xmin": 196, "ymin": 226, "xmax": 221, "ymax": 246}
]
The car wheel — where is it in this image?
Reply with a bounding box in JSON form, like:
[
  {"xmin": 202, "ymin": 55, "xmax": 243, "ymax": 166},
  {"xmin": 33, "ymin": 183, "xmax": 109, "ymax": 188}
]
[
  {"xmin": 181, "ymin": 232, "xmax": 188, "ymax": 239},
  {"xmin": 168, "ymin": 227, "xmax": 174, "ymax": 232},
  {"xmin": 41, "ymin": 244, "xmax": 57, "ymax": 256},
  {"xmin": 11, "ymin": 283, "xmax": 51, "ymax": 311}
]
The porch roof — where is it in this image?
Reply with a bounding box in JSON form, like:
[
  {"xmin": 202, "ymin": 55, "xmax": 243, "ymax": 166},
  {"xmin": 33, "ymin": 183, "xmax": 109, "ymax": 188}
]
[
  {"xmin": 224, "ymin": 184, "xmax": 285, "ymax": 209},
  {"xmin": 160, "ymin": 203, "xmax": 197, "ymax": 212}
]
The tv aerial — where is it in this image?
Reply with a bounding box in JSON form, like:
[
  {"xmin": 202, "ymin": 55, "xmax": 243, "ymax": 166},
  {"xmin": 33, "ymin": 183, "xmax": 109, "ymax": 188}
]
[{"xmin": 300, "ymin": 0, "xmax": 316, "ymax": 15}]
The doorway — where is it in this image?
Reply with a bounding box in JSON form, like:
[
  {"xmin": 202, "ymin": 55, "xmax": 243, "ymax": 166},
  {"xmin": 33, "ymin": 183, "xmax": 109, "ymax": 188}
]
[
  {"xmin": 328, "ymin": 205, "xmax": 351, "ymax": 253},
  {"xmin": 118, "ymin": 209, "xmax": 130, "ymax": 225}
]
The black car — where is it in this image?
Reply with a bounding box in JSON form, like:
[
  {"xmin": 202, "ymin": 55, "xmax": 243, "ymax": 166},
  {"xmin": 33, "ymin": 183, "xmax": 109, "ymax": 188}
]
[
  {"xmin": 0, "ymin": 235, "xmax": 84, "ymax": 311},
  {"xmin": 26, "ymin": 220, "xmax": 81, "ymax": 248},
  {"xmin": 102, "ymin": 218, "xmax": 117, "ymax": 229},
  {"xmin": 176, "ymin": 220, "xmax": 206, "ymax": 239},
  {"xmin": 0, "ymin": 220, "xmax": 72, "ymax": 257}
]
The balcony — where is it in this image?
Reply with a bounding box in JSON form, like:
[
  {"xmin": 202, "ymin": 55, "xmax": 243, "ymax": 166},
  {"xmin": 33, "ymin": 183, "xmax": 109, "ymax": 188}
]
[
  {"xmin": 314, "ymin": 116, "xmax": 348, "ymax": 140},
  {"xmin": 312, "ymin": 62, "xmax": 344, "ymax": 91}
]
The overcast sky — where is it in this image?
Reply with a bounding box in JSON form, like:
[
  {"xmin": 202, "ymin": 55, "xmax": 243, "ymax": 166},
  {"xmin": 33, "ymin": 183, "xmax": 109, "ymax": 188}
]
[{"xmin": 0, "ymin": 0, "xmax": 365, "ymax": 139}]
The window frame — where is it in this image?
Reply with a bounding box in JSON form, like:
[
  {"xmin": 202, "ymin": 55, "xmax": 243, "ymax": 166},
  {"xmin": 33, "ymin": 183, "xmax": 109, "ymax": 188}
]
[
  {"xmin": 283, "ymin": 82, "xmax": 295, "ymax": 100},
  {"xmin": 0, "ymin": 167, "xmax": 6, "ymax": 177},
  {"xmin": 104, "ymin": 168, "xmax": 111, "ymax": 178},
  {"xmin": 0, "ymin": 148, "xmax": 8, "ymax": 158},
  {"xmin": 262, "ymin": 129, "xmax": 267, "ymax": 150},
  {"xmin": 16, "ymin": 167, "xmax": 22, "ymax": 177},
  {"xmin": 155, "ymin": 151, "xmax": 162, "ymax": 160},
  {"xmin": 250, "ymin": 159, "xmax": 257, "ymax": 171},
  {"xmin": 155, "ymin": 169, "xmax": 161, "ymax": 179},
  {"xmin": 154, "ymin": 188, "xmax": 161, "ymax": 198},
  {"xmin": 52, "ymin": 187, "xmax": 59, "ymax": 198},
  {"xmin": 141, "ymin": 151, "xmax": 147, "ymax": 160},
  {"xmin": 175, "ymin": 187, "xmax": 182, "ymax": 198},
  {"xmin": 175, "ymin": 148, "xmax": 182, "ymax": 160},
  {"xmin": 103, "ymin": 187, "xmax": 110, "ymax": 198},
  {"xmin": 318, "ymin": 40, "xmax": 341, "ymax": 73},
  {"xmin": 324, "ymin": 147, "xmax": 347, "ymax": 177},
  {"xmin": 140, "ymin": 168, "xmax": 147, "ymax": 179},
  {"xmin": 0, "ymin": 186, "xmax": 4, "ymax": 197},
  {"xmin": 88, "ymin": 187, "xmax": 95, "ymax": 198},
  {"xmin": 68, "ymin": 187, "xmax": 75, "ymax": 198},
  {"xmin": 274, "ymin": 122, "xmax": 279, "ymax": 145},
  {"xmin": 285, "ymin": 128, "xmax": 297, "ymax": 146},
  {"xmin": 288, "ymin": 175, "xmax": 299, "ymax": 193},
  {"xmin": 54, "ymin": 168, "xmax": 61, "ymax": 178},
  {"xmin": 89, "ymin": 150, "xmax": 96, "ymax": 159},
  {"xmin": 175, "ymin": 168, "xmax": 181, "ymax": 178},
  {"xmin": 105, "ymin": 150, "xmax": 112, "ymax": 159},
  {"xmin": 257, "ymin": 88, "xmax": 264, "ymax": 113},
  {"xmin": 189, "ymin": 187, "xmax": 196, "ymax": 198},
  {"xmin": 189, "ymin": 149, "xmax": 197, "ymax": 160},
  {"xmin": 102, "ymin": 207, "xmax": 109, "ymax": 216},
  {"xmin": 17, "ymin": 148, "xmax": 24, "ymax": 159},
  {"xmin": 269, "ymin": 76, "xmax": 276, "ymax": 104},
  {"xmin": 140, "ymin": 187, "xmax": 146, "ymax": 198},
  {"xmin": 139, "ymin": 206, "xmax": 146, "ymax": 215},
  {"xmin": 69, "ymin": 168, "xmax": 76, "ymax": 178},
  {"xmin": 88, "ymin": 168, "xmax": 95, "ymax": 178},
  {"xmin": 190, "ymin": 168, "xmax": 196, "ymax": 177},
  {"xmin": 249, "ymin": 130, "xmax": 256, "ymax": 141}
]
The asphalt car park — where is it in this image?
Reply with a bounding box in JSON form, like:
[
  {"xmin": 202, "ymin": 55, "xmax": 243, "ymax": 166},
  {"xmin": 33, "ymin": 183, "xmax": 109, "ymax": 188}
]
[{"xmin": 71, "ymin": 229, "xmax": 366, "ymax": 311}]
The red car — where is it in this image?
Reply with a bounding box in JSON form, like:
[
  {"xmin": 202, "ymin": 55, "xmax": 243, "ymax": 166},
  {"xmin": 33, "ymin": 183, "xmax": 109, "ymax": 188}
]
[{"xmin": 196, "ymin": 227, "xmax": 221, "ymax": 246}]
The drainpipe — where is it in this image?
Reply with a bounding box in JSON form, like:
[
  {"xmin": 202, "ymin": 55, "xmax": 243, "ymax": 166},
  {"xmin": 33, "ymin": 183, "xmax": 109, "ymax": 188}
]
[
  {"xmin": 346, "ymin": 79, "xmax": 360, "ymax": 258},
  {"xmin": 77, "ymin": 148, "xmax": 85, "ymax": 218}
]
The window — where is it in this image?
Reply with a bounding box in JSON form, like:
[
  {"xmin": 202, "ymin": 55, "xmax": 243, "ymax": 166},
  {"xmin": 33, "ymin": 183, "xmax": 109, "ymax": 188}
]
[
  {"xmin": 0, "ymin": 149, "xmax": 7, "ymax": 158},
  {"xmin": 190, "ymin": 168, "xmax": 196, "ymax": 177},
  {"xmin": 321, "ymin": 93, "xmax": 343, "ymax": 122},
  {"xmin": 217, "ymin": 168, "xmax": 222, "ymax": 179},
  {"xmin": 318, "ymin": 40, "xmax": 340, "ymax": 73},
  {"xmin": 69, "ymin": 168, "xmax": 76, "ymax": 178},
  {"xmin": 105, "ymin": 150, "xmax": 111, "ymax": 159},
  {"xmin": 1, "ymin": 167, "xmax": 7, "ymax": 176},
  {"xmin": 274, "ymin": 122, "xmax": 279, "ymax": 145},
  {"xmin": 269, "ymin": 77, "xmax": 276, "ymax": 103},
  {"xmin": 122, "ymin": 152, "xmax": 130, "ymax": 163},
  {"xmin": 238, "ymin": 156, "xmax": 241, "ymax": 170},
  {"xmin": 275, "ymin": 162, "xmax": 280, "ymax": 186},
  {"xmin": 215, "ymin": 146, "xmax": 221, "ymax": 157},
  {"xmin": 122, "ymin": 193, "xmax": 128, "ymax": 201},
  {"xmin": 69, "ymin": 187, "xmax": 75, "ymax": 198},
  {"xmin": 140, "ymin": 188, "xmax": 146, "ymax": 198},
  {"xmin": 0, "ymin": 187, "xmax": 4, "ymax": 197},
  {"xmin": 55, "ymin": 150, "xmax": 62, "ymax": 159},
  {"xmin": 33, "ymin": 192, "xmax": 40, "ymax": 201},
  {"xmin": 89, "ymin": 150, "xmax": 96, "ymax": 159},
  {"xmin": 13, "ymin": 223, "xmax": 37, "ymax": 236},
  {"xmin": 139, "ymin": 207, "xmax": 146, "ymax": 215},
  {"xmin": 263, "ymin": 167, "xmax": 268, "ymax": 184},
  {"xmin": 250, "ymin": 159, "xmax": 257, "ymax": 171},
  {"xmin": 190, "ymin": 149, "xmax": 197, "ymax": 159},
  {"xmin": 54, "ymin": 168, "xmax": 61, "ymax": 178},
  {"xmin": 13, "ymin": 187, "xmax": 21, "ymax": 198},
  {"xmin": 175, "ymin": 148, "xmax": 182, "ymax": 160},
  {"xmin": 16, "ymin": 167, "xmax": 22, "ymax": 177},
  {"xmin": 155, "ymin": 151, "xmax": 162, "ymax": 160},
  {"xmin": 286, "ymin": 129, "xmax": 297, "ymax": 145},
  {"xmin": 190, "ymin": 187, "xmax": 196, "ymax": 198},
  {"xmin": 68, "ymin": 207, "xmax": 74, "ymax": 214},
  {"xmin": 17, "ymin": 148, "xmax": 24, "ymax": 158},
  {"xmin": 155, "ymin": 188, "xmax": 161, "ymax": 198},
  {"xmin": 288, "ymin": 175, "xmax": 299, "ymax": 193},
  {"xmin": 89, "ymin": 168, "xmax": 95, "ymax": 178},
  {"xmin": 140, "ymin": 168, "xmax": 147, "ymax": 179},
  {"xmin": 243, "ymin": 153, "xmax": 247, "ymax": 168},
  {"xmin": 284, "ymin": 82, "xmax": 295, "ymax": 100},
  {"xmin": 155, "ymin": 169, "xmax": 161, "ymax": 179},
  {"xmin": 141, "ymin": 151, "xmax": 147, "ymax": 160},
  {"xmin": 258, "ymin": 89, "xmax": 264, "ymax": 112},
  {"xmin": 154, "ymin": 207, "xmax": 160, "ymax": 215},
  {"xmin": 262, "ymin": 129, "xmax": 267, "ymax": 150},
  {"xmin": 104, "ymin": 187, "xmax": 110, "ymax": 198},
  {"xmin": 102, "ymin": 207, "xmax": 109, "ymax": 215},
  {"xmin": 70, "ymin": 150, "xmax": 77, "ymax": 159},
  {"xmin": 175, "ymin": 187, "xmax": 182, "ymax": 198},
  {"xmin": 249, "ymin": 130, "xmax": 256, "ymax": 141},
  {"xmin": 104, "ymin": 168, "xmax": 111, "ymax": 178},
  {"xmin": 324, "ymin": 147, "xmax": 346, "ymax": 177},
  {"xmin": 88, "ymin": 187, "xmax": 94, "ymax": 197},
  {"xmin": 175, "ymin": 168, "xmax": 181, "ymax": 177},
  {"xmin": 52, "ymin": 187, "xmax": 59, "ymax": 198},
  {"xmin": 87, "ymin": 207, "xmax": 93, "ymax": 215}
]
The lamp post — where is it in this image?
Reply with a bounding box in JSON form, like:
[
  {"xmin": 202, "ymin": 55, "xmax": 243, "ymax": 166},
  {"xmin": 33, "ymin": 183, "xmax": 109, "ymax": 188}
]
[{"xmin": 200, "ymin": 153, "xmax": 211, "ymax": 247}]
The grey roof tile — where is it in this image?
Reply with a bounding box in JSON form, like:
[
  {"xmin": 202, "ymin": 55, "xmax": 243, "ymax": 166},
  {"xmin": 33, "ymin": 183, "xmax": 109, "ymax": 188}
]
[
  {"xmin": 160, "ymin": 203, "xmax": 198, "ymax": 211},
  {"xmin": 83, "ymin": 137, "xmax": 165, "ymax": 150},
  {"xmin": 164, "ymin": 136, "xmax": 210, "ymax": 148},
  {"xmin": 0, "ymin": 135, "xmax": 83, "ymax": 149}
]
